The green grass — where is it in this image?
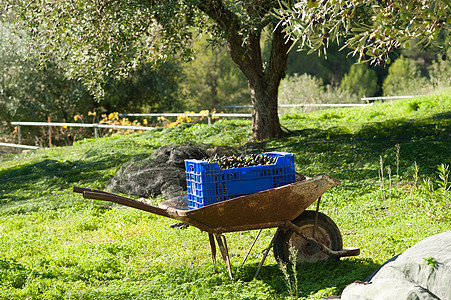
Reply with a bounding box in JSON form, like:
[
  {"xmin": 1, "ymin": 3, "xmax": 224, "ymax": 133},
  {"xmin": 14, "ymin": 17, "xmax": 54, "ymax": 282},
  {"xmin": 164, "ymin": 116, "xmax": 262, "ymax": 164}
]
[{"xmin": 0, "ymin": 93, "xmax": 450, "ymax": 299}]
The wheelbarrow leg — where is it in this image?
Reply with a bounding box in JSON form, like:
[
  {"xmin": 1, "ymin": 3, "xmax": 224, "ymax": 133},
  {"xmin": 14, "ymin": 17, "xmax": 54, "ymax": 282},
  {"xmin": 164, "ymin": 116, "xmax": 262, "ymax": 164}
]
[
  {"xmin": 208, "ymin": 233, "xmax": 217, "ymax": 274},
  {"xmin": 241, "ymin": 229, "xmax": 263, "ymax": 267},
  {"xmin": 254, "ymin": 228, "xmax": 280, "ymax": 279},
  {"xmin": 215, "ymin": 234, "xmax": 233, "ymax": 279}
]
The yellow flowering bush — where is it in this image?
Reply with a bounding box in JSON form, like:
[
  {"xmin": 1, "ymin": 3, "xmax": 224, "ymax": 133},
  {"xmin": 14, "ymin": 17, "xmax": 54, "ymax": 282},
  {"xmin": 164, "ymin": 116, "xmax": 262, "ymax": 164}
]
[
  {"xmin": 167, "ymin": 109, "xmax": 218, "ymax": 128},
  {"xmin": 72, "ymin": 110, "xmax": 219, "ymax": 137},
  {"xmin": 99, "ymin": 112, "xmax": 144, "ymax": 134}
]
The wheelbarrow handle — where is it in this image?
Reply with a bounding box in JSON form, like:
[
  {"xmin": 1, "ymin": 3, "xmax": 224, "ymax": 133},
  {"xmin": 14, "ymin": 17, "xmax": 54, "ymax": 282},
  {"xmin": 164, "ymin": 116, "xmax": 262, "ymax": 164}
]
[
  {"xmin": 76, "ymin": 188, "xmax": 172, "ymax": 219},
  {"xmin": 73, "ymin": 186, "xmax": 112, "ymax": 195}
]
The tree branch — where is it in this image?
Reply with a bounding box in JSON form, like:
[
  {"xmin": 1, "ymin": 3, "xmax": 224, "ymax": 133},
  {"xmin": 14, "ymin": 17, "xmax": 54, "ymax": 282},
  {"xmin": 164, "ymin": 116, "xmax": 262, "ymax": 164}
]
[{"xmin": 196, "ymin": 0, "xmax": 263, "ymax": 79}]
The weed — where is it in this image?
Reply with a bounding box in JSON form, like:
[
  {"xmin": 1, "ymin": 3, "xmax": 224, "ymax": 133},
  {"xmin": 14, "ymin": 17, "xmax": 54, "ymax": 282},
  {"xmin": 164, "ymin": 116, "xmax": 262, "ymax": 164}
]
[
  {"xmin": 387, "ymin": 166, "xmax": 392, "ymax": 202},
  {"xmin": 393, "ymin": 144, "xmax": 400, "ymax": 186},
  {"xmin": 436, "ymin": 164, "xmax": 450, "ymax": 195},
  {"xmin": 413, "ymin": 162, "xmax": 420, "ymax": 193},
  {"xmin": 415, "ymin": 164, "xmax": 450, "ymax": 221},
  {"xmin": 423, "ymin": 256, "xmax": 438, "ymax": 269},
  {"xmin": 379, "ymin": 156, "xmax": 386, "ymax": 204},
  {"xmin": 278, "ymin": 247, "xmax": 299, "ymax": 300}
]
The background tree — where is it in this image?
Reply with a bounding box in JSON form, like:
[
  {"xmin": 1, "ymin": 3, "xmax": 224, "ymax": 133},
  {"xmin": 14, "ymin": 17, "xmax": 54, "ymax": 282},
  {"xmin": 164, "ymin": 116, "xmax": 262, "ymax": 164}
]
[
  {"xmin": 0, "ymin": 20, "xmax": 187, "ymax": 145},
  {"xmin": 0, "ymin": 23, "xmax": 94, "ymax": 130},
  {"xmin": 285, "ymin": 41, "xmax": 358, "ymax": 86},
  {"xmin": 428, "ymin": 49, "xmax": 451, "ymax": 89},
  {"xmin": 181, "ymin": 37, "xmax": 249, "ymax": 111},
  {"xmin": 103, "ymin": 61, "xmax": 186, "ymax": 114}
]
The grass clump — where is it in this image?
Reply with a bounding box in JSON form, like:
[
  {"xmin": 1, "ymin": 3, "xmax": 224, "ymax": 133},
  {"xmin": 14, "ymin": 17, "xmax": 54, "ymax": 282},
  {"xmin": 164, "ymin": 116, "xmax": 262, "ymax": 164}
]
[{"xmin": 0, "ymin": 93, "xmax": 450, "ymax": 299}]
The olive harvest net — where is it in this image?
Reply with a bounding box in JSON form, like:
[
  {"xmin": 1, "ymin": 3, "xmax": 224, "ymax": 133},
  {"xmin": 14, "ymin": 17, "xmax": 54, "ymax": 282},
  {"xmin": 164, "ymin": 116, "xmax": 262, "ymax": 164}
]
[{"xmin": 106, "ymin": 143, "xmax": 235, "ymax": 199}]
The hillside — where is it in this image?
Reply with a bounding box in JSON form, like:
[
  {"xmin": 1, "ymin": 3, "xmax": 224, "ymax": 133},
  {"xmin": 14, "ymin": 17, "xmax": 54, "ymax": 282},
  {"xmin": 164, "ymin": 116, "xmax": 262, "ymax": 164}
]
[{"xmin": 0, "ymin": 93, "xmax": 450, "ymax": 299}]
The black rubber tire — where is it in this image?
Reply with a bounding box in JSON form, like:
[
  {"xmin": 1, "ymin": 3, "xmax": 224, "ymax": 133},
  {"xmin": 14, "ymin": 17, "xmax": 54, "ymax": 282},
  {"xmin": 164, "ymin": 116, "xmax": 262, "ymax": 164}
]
[{"xmin": 273, "ymin": 210, "xmax": 343, "ymax": 264}]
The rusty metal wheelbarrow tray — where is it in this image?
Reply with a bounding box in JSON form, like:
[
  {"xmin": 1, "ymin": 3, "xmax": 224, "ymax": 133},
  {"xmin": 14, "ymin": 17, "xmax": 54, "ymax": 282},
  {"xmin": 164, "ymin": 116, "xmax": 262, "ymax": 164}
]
[
  {"xmin": 157, "ymin": 174, "xmax": 340, "ymax": 234},
  {"xmin": 75, "ymin": 175, "xmax": 338, "ymax": 234}
]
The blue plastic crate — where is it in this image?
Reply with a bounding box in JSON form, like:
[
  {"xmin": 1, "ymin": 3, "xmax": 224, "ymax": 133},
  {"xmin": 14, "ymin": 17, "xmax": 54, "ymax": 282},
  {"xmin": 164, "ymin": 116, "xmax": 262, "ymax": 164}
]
[{"xmin": 185, "ymin": 152, "xmax": 295, "ymax": 209}]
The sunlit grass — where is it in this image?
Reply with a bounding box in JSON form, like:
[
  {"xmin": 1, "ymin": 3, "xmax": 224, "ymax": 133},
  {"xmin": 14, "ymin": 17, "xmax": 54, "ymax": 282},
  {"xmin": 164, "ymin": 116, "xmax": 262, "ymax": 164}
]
[{"xmin": 0, "ymin": 93, "xmax": 449, "ymax": 299}]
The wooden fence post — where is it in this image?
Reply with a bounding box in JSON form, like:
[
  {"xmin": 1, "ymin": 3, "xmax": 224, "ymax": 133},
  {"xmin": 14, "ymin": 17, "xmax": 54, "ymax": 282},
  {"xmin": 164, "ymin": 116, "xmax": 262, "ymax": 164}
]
[
  {"xmin": 17, "ymin": 125, "xmax": 22, "ymax": 144},
  {"xmin": 48, "ymin": 117, "xmax": 53, "ymax": 148}
]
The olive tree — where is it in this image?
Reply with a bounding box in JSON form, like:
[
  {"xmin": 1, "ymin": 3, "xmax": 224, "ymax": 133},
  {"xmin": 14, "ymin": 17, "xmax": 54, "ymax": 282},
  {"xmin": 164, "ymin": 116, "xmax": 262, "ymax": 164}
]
[
  {"xmin": 276, "ymin": 0, "xmax": 449, "ymax": 66},
  {"xmin": 0, "ymin": 22, "xmax": 93, "ymax": 129},
  {"xmin": 4, "ymin": 0, "xmax": 448, "ymax": 140},
  {"xmin": 3, "ymin": 1, "xmax": 294, "ymax": 140}
]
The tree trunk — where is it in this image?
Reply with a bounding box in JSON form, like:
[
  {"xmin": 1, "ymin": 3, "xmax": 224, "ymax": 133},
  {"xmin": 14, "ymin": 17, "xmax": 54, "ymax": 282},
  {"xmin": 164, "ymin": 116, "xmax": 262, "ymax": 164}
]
[
  {"xmin": 196, "ymin": 1, "xmax": 293, "ymax": 140},
  {"xmin": 248, "ymin": 70, "xmax": 282, "ymax": 140},
  {"xmin": 232, "ymin": 26, "xmax": 292, "ymax": 141}
]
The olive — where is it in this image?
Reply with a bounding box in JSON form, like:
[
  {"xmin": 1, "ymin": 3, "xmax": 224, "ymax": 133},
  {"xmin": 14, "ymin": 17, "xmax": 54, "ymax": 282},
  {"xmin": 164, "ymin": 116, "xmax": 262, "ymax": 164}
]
[{"xmin": 205, "ymin": 153, "xmax": 278, "ymax": 169}]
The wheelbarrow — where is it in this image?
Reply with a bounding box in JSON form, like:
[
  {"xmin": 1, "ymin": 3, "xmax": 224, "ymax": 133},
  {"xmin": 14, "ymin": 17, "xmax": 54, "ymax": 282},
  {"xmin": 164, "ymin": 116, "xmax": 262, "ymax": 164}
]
[{"xmin": 73, "ymin": 174, "xmax": 360, "ymax": 279}]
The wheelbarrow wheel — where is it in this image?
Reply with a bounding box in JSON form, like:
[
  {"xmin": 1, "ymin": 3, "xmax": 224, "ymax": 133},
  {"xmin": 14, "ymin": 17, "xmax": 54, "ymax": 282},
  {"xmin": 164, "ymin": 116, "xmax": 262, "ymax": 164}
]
[{"xmin": 273, "ymin": 210, "xmax": 343, "ymax": 264}]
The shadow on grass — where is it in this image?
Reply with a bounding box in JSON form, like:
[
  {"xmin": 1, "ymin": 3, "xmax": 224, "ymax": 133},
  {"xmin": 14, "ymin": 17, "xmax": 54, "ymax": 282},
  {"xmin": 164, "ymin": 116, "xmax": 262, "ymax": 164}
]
[
  {"xmin": 237, "ymin": 257, "xmax": 380, "ymax": 298},
  {"xmin": 273, "ymin": 112, "xmax": 451, "ymax": 181},
  {"xmin": 2, "ymin": 110, "xmax": 448, "ymax": 204},
  {"xmin": 0, "ymin": 154, "xmax": 136, "ymax": 204}
]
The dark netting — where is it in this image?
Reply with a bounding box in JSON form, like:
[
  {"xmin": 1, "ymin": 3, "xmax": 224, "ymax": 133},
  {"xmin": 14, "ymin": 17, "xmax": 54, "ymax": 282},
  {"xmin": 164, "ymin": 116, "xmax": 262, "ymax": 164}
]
[{"xmin": 106, "ymin": 143, "xmax": 236, "ymax": 199}]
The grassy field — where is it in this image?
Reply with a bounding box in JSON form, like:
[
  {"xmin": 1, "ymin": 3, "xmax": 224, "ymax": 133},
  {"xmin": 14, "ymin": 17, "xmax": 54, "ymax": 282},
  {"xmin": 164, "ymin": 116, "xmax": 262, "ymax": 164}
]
[{"xmin": 0, "ymin": 93, "xmax": 450, "ymax": 299}]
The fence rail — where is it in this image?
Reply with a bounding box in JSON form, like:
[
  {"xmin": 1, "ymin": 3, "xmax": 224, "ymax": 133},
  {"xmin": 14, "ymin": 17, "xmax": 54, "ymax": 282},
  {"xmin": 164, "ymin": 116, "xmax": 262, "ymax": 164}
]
[
  {"xmin": 224, "ymin": 96, "xmax": 416, "ymax": 112},
  {"xmin": 224, "ymin": 103, "xmax": 372, "ymax": 113},
  {"xmin": 11, "ymin": 121, "xmax": 156, "ymax": 131},
  {"xmin": 0, "ymin": 142, "xmax": 40, "ymax": 150},
  {"xmin": 7, "ymin": 97, "xmax": 413, "ymax": 149},
  {"xmin": 226, "ymin": 104, "xmax": 371, "ymax": 108},
  {"xmin": 361, "ymin": 95, "xmax": 414, "ymax": 101},
  {"xmin": 10, "ymin": 121, "xmax": 156, "ymax": 146},
  {"xmin": 118, "ymin": 112, "xmax": 252, "ymax": 125}
]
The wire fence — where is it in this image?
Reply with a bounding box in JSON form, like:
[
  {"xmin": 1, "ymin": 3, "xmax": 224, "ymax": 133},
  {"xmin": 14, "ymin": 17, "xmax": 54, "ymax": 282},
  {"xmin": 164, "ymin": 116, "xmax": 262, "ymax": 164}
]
[
  {"xmin": 118, "ymin": 112, "xmax": 252, "ymax": 125},
  {"xmin": 3, "ymin": 96, "xmax": 414, "ymax": 150},
  {"xmin": 225, "ymin": 103, "xmax": 372, "ymax": 113}
]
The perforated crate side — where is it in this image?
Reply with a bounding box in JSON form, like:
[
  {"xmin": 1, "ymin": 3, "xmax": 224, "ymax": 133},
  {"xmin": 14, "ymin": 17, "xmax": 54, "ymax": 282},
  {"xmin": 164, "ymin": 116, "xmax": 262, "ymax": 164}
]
[{"xmin": 185, "ymin": 152, "xmax": 295, "ymax": 209}]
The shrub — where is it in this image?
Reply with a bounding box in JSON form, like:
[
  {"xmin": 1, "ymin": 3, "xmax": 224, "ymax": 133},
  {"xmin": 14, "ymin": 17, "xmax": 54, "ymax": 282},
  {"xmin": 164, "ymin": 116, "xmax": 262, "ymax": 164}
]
[
  {"xmin": 382, "ymin": 56, "xmax": 428, "ymax": 96},
  {"xmin": 340, "ymin": 64, "xmax": 379, "ymax": 98},
  {"xmin": 278, "ymin": 74, "xmax": 359, "ymax": 113},
  {"xmin": 429, "ymin": 51, "xmax": 451, "ymax": 90},
  {"xmin": 279, "ymin": 74, "xmax": 324, "ymax": 105}
]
